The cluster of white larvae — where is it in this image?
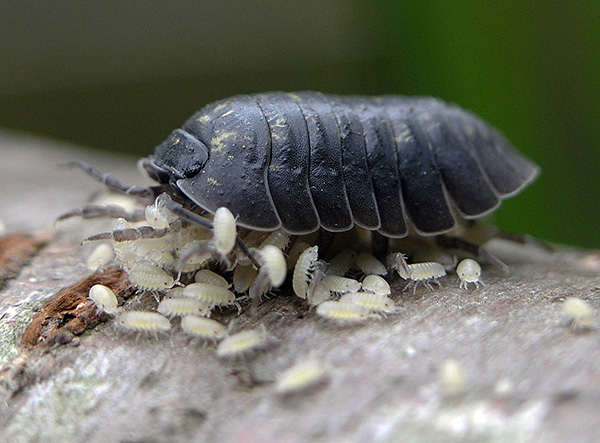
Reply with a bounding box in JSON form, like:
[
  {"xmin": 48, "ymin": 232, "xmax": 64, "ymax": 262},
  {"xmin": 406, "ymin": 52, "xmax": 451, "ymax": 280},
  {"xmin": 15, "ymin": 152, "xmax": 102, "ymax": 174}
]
[{"xmin": 86, "ymin": 192, "xmax": 487, "ymax": 334}]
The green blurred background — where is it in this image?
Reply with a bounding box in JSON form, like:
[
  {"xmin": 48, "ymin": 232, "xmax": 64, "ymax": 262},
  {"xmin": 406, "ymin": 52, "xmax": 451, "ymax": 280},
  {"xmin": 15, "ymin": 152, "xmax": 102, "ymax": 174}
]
[{"xmin": 0, "ymin": 1, "xmax": 598, "ymax": 248}]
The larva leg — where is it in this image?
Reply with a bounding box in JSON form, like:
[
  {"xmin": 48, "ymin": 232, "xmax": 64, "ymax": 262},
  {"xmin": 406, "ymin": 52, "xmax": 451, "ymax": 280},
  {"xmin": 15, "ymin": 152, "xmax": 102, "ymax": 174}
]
[
  {"xmin": 66, "ymin": 160, "xmax": 156, "ymax": 199},
  {"xmin": 57, "ymin": 205, "xmax": 145, "ymax": 222}
]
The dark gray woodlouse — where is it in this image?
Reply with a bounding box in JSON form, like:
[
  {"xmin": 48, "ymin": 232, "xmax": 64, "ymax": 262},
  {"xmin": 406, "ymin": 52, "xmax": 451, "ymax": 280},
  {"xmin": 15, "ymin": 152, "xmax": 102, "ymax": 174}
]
[{"xmin": 141, "ymin": 91, "xmax": 539, "ymax": 238}]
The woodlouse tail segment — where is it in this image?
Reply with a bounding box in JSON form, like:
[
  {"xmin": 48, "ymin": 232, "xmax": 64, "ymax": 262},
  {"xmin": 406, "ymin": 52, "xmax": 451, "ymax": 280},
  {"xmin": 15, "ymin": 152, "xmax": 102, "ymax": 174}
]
[{"xmin": 64, "ymin": 160, "xmax": 156, "ymax": 200}]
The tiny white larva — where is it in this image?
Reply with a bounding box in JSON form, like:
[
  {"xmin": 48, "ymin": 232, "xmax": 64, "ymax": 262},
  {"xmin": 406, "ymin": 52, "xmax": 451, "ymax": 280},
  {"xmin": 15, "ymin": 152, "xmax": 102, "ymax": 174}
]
[
  {"xmin": 182, "ymin": 282, "xmax": 236, "ymax": 308},
  {"xmin": 126, "ymin": 260, "xmax": 176, "ymax": 292},
  {"xmin": 258, "ymin": 245, "xmax": 287, "ymax": 288},
  {"xmin": 286, "ymin": 240, "xmax": 311, "ymax": 271},
  {"xmin": 180, "ymin": 315, "xmax": 227, "ymax": 341},
  {"xmin": 293, "ymin": 246, "xmax": 319, "ymax": 299},
  {"xmin": 250, "ymin": 245, "xmax": 287, "ymax": 300},
  {"xmin": 127, "ymin": 261, "xmax": 176, "ymax": 291},
  {"xmin": 456, "ymin": 258, "xmax": 485, "ymax": 290},
  {"xmin": 339, "ymin": 292, "xmax": 395, "ymax": 314},
  {"xmin": 562, "ymin": 297, "xmax": 595, "ymax": 330},
  {"xmin": 216, "ymin": 328, "xmax": 268, "ymax": 358},
  {"xmin": 116, "ymin": 311, "xmax": 171, "ymax": 333},
  {"xmin": 157, "ymin": 297, "xmax": 210, "ymax": 318},
  {"xmin": 144, "ymin": 193, "xmax": 179, "ymax": 229},
  {"xmin": 233, "ymin": 264, "xmax": 258, "ymax": 293},
  {"xmin": 258, "ymin": 229, "xmax": 291, "ymax": 251},
  {"xmin": 439, "ymin": 358, "xmax": 467, "ymax": 397},
  {"xmin": 361, "ymin": 274, "xmax": 391, "ymax": 296},
  {"xmin": 326, "ymin": 249, "xmax": 356, "ymax": 277},
  {"xmin": 212, "ymin": 207, "xmax": 237, "ymax": 256},
  {"xmin": 321, "ymin": 275, "xmax": 362, "ymax": 294},
  {"xmin": 86, "ymin": 243, "xmax": 115, "ymax": 271},
  {"xmin": 275, "ymin": 360, "xmax": 329, "ymax": 395},
  {"xmin": 354, "ymin": 252, "xmax": 387, "ymax": 276},
  {"xmin": 315, "ymin": 301, "xmax": 370, "ymax": 324},
  {"xmin": 307, "ymin": 280, "xmax": 333, "ymax": 306},
  {"xmin": 194, "ymin": 269, "xmax": 231, "ymax": 288},
  {"xmin": 88, "ymin": 284, "xmax": 118, "ymax": 314},
  {"xmin": 390, "ymin": 253, "xmax": 446, "ymax": 293}
]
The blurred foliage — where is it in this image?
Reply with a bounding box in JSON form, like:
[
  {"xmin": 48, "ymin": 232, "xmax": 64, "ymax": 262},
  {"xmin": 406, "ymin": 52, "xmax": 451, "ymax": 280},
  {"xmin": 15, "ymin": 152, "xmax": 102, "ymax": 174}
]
[{"xmin": 0, "ymin": 1, "xmax": 598, "ymax": 248}]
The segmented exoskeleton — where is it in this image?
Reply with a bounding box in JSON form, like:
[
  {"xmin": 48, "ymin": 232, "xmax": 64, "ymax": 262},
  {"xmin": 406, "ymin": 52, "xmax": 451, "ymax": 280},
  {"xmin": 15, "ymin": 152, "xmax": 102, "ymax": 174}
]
[{"xmin": 142, "ymin": 91, "xmax": 539, "ymax": 238}]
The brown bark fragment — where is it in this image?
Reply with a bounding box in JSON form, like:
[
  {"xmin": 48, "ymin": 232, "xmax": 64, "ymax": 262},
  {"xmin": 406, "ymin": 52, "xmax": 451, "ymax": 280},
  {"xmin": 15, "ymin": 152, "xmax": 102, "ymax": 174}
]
[
  {"xmin": 21, "ymin": 266, "xmax": 132, "ymax": 349},
  {"xmin": 0, "ymin": 232, "xmax": 50, "ymax": 288}
]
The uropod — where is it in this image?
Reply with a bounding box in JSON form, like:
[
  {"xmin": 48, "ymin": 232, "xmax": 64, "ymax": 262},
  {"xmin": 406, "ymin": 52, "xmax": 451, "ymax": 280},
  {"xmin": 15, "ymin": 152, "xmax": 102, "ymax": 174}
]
[{"xmin": 66, "ymin": 92, "xmax": 539, "ymax": 293}]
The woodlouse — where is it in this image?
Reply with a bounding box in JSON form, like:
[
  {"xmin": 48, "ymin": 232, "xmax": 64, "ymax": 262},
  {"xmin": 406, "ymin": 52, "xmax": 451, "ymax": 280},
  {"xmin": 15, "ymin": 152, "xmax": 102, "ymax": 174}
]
[{"xmin": 141, "ymin": 92, "xmax": 539, "ymax": 238}]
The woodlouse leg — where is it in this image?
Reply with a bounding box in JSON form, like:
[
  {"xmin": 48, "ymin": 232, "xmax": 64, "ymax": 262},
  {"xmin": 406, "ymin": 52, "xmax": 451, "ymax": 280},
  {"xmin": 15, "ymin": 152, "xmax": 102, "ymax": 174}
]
[
  {"xmin": 435, "ymin": 235, "xmax": 508, "ymax": 274},
  {"xmin": 57, "ymin": 205, "xmax": 145, "ymax": 222},
  {"xmin": 65, "ymin": 160, "xmax": 156, "ymax": 200},
  {"xmin": 160, "ymin": 196, "xmax": 262, "ymax": 270},
  {"xmin": 83, "ymin": 226, "xmax": 169, "ymax": 243},
  {"xmin": 494, "ymin": 230, "xmax": 554, "ymax": 252}
]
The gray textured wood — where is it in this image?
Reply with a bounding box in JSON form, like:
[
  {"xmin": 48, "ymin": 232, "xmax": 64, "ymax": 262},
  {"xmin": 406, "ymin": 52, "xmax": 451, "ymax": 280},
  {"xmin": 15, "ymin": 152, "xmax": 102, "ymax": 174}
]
[{"xmin": 1, "ymin": 132, "xmax": 600, "ymax": 442}]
